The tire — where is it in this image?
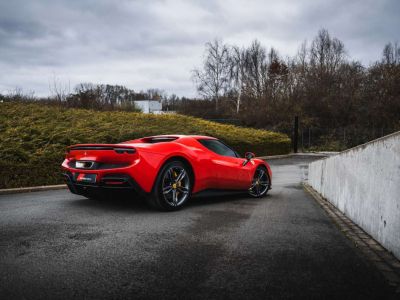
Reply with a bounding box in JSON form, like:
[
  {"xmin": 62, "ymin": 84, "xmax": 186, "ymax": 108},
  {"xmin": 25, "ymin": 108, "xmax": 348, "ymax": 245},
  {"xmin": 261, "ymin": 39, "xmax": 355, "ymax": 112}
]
[
  {"xmin": 148, "ymin": 161, "xmax": 192, "ymax": 211},
  {"xmin": 248, "ymin": 166, "xmax": 270, "ymax": 198}
]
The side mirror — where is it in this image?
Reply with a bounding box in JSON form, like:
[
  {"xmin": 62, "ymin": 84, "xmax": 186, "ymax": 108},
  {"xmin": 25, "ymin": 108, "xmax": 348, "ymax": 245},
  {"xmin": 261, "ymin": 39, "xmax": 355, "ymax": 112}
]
[{"xmin": 242, "ymin": 152, "xmax": 255, "ymax": 166}]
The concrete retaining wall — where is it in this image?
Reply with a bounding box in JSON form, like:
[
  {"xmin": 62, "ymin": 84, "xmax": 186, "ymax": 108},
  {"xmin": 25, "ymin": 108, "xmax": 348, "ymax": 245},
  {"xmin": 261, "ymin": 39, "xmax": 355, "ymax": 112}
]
[{"xmin": 308, "ymin": 131, "xmax": 400, "ymax": 259}]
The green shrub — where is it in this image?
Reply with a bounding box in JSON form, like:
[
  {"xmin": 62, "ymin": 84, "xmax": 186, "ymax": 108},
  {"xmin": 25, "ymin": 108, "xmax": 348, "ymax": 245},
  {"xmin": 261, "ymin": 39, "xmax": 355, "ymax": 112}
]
[{"xmin": 0, "ymin": 102, "xmax": 290, "ymax": 188}]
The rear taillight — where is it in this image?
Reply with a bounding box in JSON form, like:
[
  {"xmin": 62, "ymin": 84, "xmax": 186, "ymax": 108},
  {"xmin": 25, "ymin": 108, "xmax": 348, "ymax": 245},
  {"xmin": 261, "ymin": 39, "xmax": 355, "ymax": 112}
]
[{"xmin": 114, "ymin": 148, "xmax": 136, "ymax": 154}]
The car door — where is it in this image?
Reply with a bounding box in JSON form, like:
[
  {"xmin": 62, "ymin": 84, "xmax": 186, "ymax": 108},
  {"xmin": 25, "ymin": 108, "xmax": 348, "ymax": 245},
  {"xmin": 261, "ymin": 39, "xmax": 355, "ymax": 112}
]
[{"xmin": 197, "ymin": 139, "xmax": 251, "ymax": 189}]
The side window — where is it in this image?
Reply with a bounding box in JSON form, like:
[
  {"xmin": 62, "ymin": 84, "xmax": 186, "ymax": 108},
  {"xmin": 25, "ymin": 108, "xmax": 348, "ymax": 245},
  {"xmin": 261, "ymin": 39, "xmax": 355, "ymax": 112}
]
[{"xmin": 198, "ymin": 139, "xmax": 238, "ymax": 158}]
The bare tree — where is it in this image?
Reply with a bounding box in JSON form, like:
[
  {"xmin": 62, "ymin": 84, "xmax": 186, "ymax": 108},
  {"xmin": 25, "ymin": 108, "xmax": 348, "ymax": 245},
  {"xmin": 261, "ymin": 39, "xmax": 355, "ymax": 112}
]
[
  {"xmin": 310, "ymin": 29, "xmax": 346, "ymax": 75},
  {"xmin": 228, "ymin": 46, "xmax": 246, "ymax": 113},
  {"xmin": 292, "ymin": 40, "xmax": 309, "ymax": 92},
  {"xmin": 266, "ymin": 48, "xmax": 289, "ymax": 101},
  {"xmin": 71, "ymin": 83, "xmax": 140, "ymax": 110},
  {"xmin": 192, "ymin": 39, "xmax": 230, "ymax": 111},
  {"xmin": 49, "ymin": 74, "xmax": 70, "ymax": 102},
  {"xmin": 7, "ymin": 87, "xmax": 35, "ymax": 101},
  {"xmin": 383, "ymin": 42, "xmax": 400, "ymax": 65},
  {"xmin": 243, "ymin": 40, "xmax": 268, "ymax": 98}
]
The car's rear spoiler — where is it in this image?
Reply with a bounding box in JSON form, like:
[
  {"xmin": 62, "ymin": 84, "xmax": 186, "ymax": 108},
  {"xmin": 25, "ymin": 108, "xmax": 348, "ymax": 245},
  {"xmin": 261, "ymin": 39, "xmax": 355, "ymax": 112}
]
[{"xmin": 67, "ymin": 144, "xmax": 136, "ymax": 154}]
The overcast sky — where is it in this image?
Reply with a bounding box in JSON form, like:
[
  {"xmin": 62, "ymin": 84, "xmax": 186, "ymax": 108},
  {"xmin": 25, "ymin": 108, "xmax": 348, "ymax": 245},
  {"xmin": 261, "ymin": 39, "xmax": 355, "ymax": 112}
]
[{"xmin": 0, "ymin": 0, "xmax": 399, "ymax": 98}]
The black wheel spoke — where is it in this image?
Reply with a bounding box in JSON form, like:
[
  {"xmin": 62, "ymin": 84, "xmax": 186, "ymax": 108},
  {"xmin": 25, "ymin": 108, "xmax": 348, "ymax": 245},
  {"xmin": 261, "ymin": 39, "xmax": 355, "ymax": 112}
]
[
  {"xmin": 167, "ymin": 169, "xmax": 174, "ymax": 182},
  {"xmin": 258, "ymin": 169, "xmax": 265, "ymax": 180},
  {"xmin": 172, "ymin": 190, "xmax": 177, "ymax": 205},
  {"xmin": 176, "ymin": 169, "xmax": 186, "ymax": 182},
  {"xmin": 177, "ymin": 186, "xmax": 188, "ymax": 194},
  {"xmin": 163, "ymin": 185, "xmax": 172, "ymax": 194}
]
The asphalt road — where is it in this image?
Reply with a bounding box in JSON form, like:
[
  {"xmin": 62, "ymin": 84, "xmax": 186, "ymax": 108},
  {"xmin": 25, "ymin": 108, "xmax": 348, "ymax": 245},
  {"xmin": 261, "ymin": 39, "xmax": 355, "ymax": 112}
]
[{"xmin": 0, "ymin": 157, "xmax": 397, "ymax": 299}]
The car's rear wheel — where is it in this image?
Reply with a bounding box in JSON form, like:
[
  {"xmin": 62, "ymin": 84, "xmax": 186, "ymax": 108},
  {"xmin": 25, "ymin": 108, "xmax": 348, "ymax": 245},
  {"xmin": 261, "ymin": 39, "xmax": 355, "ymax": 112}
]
[
  {"xmin": 248, "ymin": 166, "xmax": 270, "ymax": 197},
  {"xmin": 148, "ymin": 161, "xmax": 192, "ymax": 211}
]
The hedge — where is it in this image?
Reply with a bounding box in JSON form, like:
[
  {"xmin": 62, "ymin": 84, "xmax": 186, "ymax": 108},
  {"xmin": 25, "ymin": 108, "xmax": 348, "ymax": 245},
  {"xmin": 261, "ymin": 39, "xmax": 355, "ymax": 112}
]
[{"xmin": 0, "ymin": 102, "xmax": 290, "ymax": 188}]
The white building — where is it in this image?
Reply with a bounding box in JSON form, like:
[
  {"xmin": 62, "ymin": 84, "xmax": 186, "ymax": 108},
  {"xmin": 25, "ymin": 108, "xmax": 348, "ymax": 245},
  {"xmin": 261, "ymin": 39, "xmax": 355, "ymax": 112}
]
[{"xmin": 134, "ymin": 100, "xmax": 162, "ymax": 114}]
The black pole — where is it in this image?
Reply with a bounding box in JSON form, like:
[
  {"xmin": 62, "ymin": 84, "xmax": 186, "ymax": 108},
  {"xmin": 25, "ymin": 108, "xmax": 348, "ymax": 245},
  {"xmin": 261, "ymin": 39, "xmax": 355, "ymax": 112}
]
[{"xmin": 293, "ymin": 116, "xmax": 299, "ymax": 153}]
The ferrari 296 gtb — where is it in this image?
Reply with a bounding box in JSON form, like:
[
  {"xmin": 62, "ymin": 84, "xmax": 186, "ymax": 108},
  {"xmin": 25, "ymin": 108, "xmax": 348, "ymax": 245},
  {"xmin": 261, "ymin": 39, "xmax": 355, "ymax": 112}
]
[{"xmin": 62, "ymin": 135, "xmax": 272, "ymax": 210}]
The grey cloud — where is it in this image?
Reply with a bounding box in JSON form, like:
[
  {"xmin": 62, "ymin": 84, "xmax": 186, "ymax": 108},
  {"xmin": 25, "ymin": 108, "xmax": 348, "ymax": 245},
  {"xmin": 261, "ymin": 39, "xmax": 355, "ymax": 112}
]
[{"xmin": 0, "ymin": 0, "xmax": 399, "ymax": 97}]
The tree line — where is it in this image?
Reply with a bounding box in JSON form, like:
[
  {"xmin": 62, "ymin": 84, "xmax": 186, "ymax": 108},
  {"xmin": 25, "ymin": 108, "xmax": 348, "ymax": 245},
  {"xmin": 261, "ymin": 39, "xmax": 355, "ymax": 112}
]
[
  {"xmin": 169, "ymin": 29, "xmax": 400, "ymax": 140},
  {"xmin": 2, "ymin": 28, "xmax": 398, "ymax": 149},
  {"xmin": 1, "ymin": 83, "xmax": 164, "ymax": 112}
]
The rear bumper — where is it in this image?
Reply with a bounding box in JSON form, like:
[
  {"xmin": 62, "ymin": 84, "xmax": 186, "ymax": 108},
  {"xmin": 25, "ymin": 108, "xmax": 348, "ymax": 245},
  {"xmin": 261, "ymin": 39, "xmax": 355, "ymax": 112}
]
[{"xmin": 62, "ymin": 171, "xmax": 147, "ymax": 197}]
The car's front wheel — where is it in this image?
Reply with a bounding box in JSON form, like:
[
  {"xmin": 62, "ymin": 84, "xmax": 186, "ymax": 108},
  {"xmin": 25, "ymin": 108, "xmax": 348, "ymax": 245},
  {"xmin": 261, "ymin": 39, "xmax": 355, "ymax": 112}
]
[
  {"xmin": 248, "ymin": 166, "xmax": 270, "ymax": 197},
  {"xmin": 148, "ymin": 161, "xmax": 192, "ymax": 211}
]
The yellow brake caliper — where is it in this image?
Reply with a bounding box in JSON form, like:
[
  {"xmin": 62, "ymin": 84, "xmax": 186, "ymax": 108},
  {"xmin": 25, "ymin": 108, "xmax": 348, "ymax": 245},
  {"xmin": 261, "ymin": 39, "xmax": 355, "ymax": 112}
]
[{"xmin": 173, "ymin": 171, "xmax": 179, "ymax": 195}]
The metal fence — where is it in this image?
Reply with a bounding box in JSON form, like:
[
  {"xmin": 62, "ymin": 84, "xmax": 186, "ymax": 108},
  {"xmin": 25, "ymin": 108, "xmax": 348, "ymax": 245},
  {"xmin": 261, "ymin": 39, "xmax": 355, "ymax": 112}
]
[
  {"xmin": 202, "ymin": 118, "xmax": 398, "ymax": 152},
  {"xmin": 297, "ymin": 127, "xmax": 398, "ymax": 151}
]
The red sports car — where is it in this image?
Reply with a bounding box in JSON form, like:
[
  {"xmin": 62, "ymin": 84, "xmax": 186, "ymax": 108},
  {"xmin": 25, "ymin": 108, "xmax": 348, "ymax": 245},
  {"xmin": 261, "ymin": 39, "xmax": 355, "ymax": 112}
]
[{"xmin": 62, "ymin": 135, "xmax": 272, "ymax": 210}]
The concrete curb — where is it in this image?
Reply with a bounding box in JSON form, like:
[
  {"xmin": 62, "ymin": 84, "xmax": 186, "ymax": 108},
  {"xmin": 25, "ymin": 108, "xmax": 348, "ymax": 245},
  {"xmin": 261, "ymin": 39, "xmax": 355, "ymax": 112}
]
[
  {"xmin": 0, "ymin": 184, "xmax": 67, "ymax": 195},
  {"xmin": 304, "ymin": 183, "xmax": 400, "ymax": 293}
]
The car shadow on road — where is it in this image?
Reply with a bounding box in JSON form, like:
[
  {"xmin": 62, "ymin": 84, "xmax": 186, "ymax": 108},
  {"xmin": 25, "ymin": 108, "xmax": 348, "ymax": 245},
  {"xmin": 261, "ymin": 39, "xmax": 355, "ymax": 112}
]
[
  {"xmin": 187, "ymin": 191, "xmax": 261, "ymax": 208},
  {"xmin": 68, "ymin": 190, "xmax": 265, "ymax": 212},
  {"xmin": 69, "ymin": 195, "xmax": 150, "ymax": 212}
]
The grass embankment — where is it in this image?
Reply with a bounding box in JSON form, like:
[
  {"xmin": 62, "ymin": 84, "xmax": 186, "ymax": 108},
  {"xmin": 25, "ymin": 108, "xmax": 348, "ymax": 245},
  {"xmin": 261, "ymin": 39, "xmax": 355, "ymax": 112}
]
[{"xmin": 0, "ymin": 102, "xmax": 290, "ymax": 188}]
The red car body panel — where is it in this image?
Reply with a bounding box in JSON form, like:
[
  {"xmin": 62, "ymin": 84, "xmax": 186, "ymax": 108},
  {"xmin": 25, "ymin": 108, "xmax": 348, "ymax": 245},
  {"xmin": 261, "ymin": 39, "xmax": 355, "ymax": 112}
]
[{"xmin": 61, "ymin": 135, "xmax": 272, "ymax": 195}]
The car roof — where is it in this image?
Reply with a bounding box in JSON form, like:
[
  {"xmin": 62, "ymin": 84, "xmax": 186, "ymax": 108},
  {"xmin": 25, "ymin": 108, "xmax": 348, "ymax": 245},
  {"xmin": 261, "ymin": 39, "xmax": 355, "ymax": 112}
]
[
  {"xmin": 121, "ymin": 134, "xmax": 219, "ymax": 146},
  {"xmin": 147, "ymin": 134, "xmax": 217, "ymax": 140}
]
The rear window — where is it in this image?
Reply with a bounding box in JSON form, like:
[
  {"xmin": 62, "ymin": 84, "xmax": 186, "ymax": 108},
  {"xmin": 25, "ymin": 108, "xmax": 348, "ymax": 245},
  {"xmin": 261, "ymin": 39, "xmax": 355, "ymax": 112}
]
[
  {"xmin": 198, "ymin": 139, "xmax": 238, "ymax": 158},
  {"xmin": 142, "ymin": 137, "xmax": 178, "ymax": 143}
]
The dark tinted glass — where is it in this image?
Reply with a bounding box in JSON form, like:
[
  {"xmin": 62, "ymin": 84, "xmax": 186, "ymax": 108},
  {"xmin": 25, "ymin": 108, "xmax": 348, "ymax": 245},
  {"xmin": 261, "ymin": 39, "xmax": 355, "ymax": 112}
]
[
  {"xmin": 198, "ymin": 139, "xmax": 237, "ymax": 157},
  {"xmin": 142, "ymin": 137, "xmax": 178, "ymax": 143}
]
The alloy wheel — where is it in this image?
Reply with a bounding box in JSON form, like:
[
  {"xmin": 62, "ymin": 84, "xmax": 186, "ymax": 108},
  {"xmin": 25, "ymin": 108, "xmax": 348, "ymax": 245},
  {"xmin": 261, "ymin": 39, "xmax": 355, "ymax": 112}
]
[
  {"xmin": 162, "ymin": 166, "xmax": 190, "ymax": 206},
  {"xmin": 248, "ymin": 167, "xmax": 270, "ymax": 197}
]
